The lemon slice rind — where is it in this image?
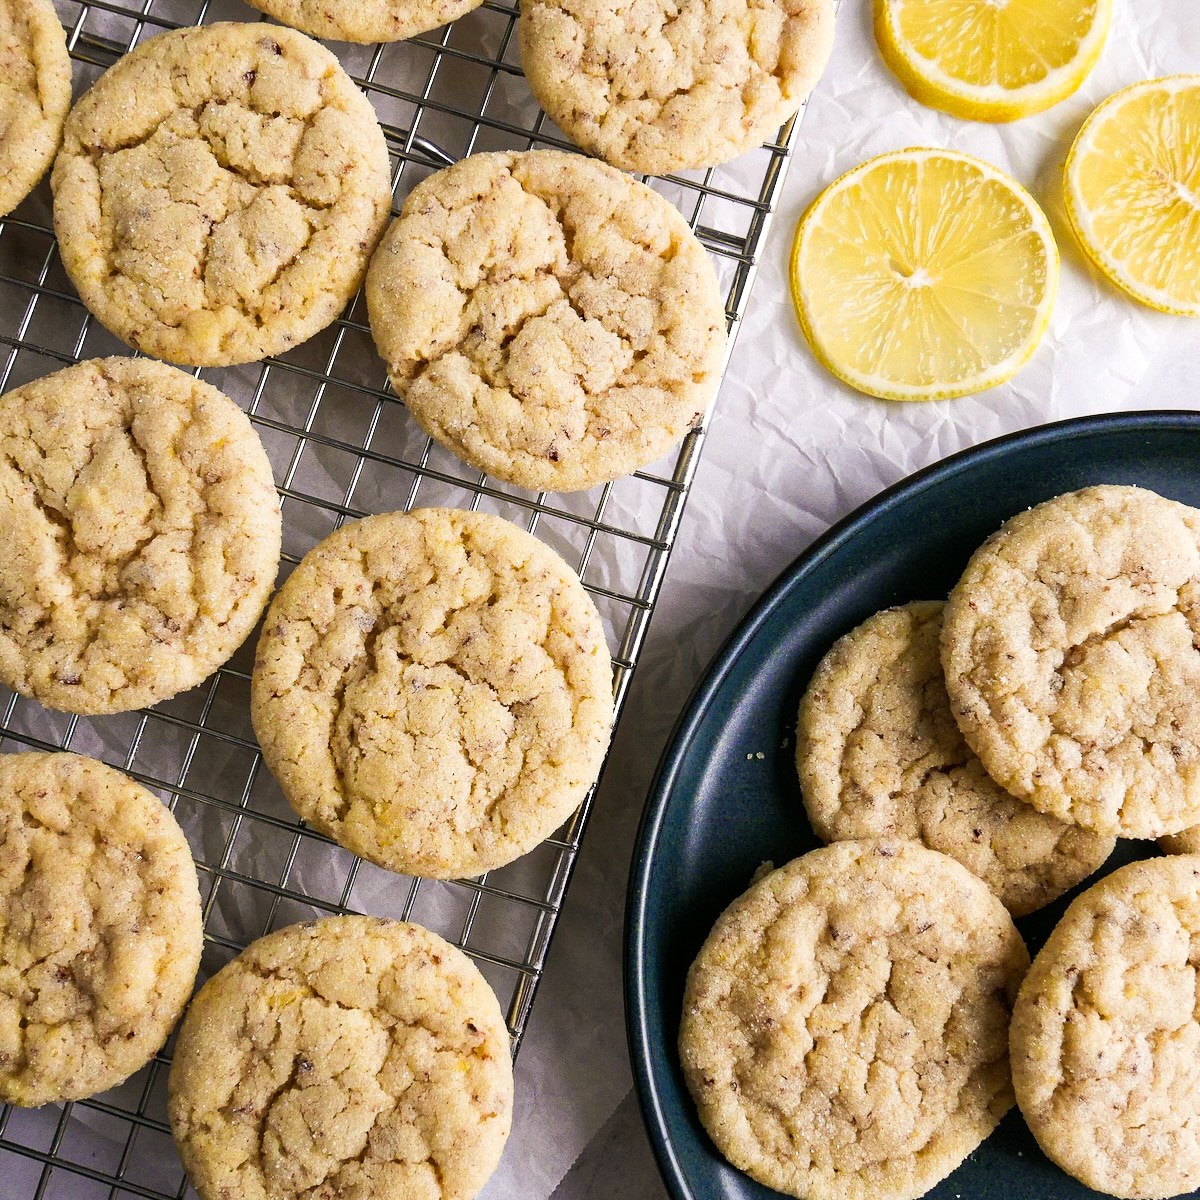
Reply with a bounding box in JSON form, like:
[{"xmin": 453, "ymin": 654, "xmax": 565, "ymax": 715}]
[
  {"xmin": 1064, "ymin": 75, "xmax": 1200, "ymax": 318},
  {"xmin": 874, "ymin": 0, "xmax": 1113, "ymax": 123},
  {"xmin": 790, "ymin": 148, "xmax": 1059, "ymax": 403}
]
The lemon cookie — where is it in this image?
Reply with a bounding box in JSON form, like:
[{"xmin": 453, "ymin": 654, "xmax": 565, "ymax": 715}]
[
  {"xmin": 518, "ymin": 0, "xmax": 835, "ymax": 174},
  {"xmin": 679, "ymin": 839, "xmax": 1029, "ymax": 1200},
  {"xmin": 797, "ymin": 602, "xmax": 1113, "ymax": 917},
  {"xmin": 251, "ymin": 507, "xmax": 614, "ymax": 878},
  {"xmin": 244, "ymin": 0, "xmax": 486, "ymax": 43},
  {"xmin": 51, "ymin": 21, "xmax": 392, "ymax": 367},
  {"xmin": 365, "ymin": 149, "xmax": 727, "ymax": 493},
  {"xmin": 0, "ymin": 356, "xmax": 282, "ymax": 715},
  {"xmin": 941, "ymin": 484, "xmax": 1200, "ymax": 840},
  {"xmin": 168, "ymin": 915, "xmax": 513, "ymax": 1200},
  {"xmin": 0, "ymin": 0, "xmax": 72, "ymax": 218},
  {"xmin": 0, "ymin": 750, "xmax": 203, "ymax": 1106},
  {"xmin": 1011, "ymin": 855, "xmax": 1200, "ymax": 1199},
  {"xmin": 1160, "ymin": 825, "xmax": 1200, "ymax": 855}
]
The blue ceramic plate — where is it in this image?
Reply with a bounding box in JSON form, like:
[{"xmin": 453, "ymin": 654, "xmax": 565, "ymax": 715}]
[{"xmin": 626, "ymin": 410, "xmax": 1200, "ymax": 1200}]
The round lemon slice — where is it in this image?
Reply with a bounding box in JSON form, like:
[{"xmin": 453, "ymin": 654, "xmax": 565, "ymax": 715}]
[
  {"xmin": 875, "ymin": 0, "xmax": 1112, "ymax": 123},
  {"xmin": 1065, "ymin": 76, "xmax": 1200, "ymax": 317},
  {"xmin": 790, "ymin": 148, "xmax": 1059, "ymax": 402}
]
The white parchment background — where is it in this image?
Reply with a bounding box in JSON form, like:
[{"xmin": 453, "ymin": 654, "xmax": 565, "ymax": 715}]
[{"xmin": 494, "ymin": 0, "xmax": 1200, "ymax": 1196}]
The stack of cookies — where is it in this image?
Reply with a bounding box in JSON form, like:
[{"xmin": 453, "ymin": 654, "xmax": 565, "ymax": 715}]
[{"xmin": 681, "ymin": 484, "xmax": 1200, "ymax": 1200}]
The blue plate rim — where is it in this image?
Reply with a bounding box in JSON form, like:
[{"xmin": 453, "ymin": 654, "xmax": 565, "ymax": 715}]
[{"xmin": 624, "ymin": 407, "xmax": 1200, "ymax": 1200}]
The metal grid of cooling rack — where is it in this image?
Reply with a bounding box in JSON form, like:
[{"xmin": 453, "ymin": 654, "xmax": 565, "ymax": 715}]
[{"xmin": 0, "ymin": 0, "xmax": 802, "ymax": 1194}]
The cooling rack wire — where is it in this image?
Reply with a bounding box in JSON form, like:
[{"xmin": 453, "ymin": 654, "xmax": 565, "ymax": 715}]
[{"xmin": 0, "ymin": 0, "xmax": 803, "ymax": 1193}]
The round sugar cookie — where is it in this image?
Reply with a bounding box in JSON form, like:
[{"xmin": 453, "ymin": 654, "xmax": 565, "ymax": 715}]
[
  {"xmin": 1010, "ymin": 855, "xmax": 1200, "ymax": 1199},
  {"xmin": 244, "ymin": 0, "xmax": 486, "ymax": 43},
  {"xmin": 51, "ymin": 21, "xmax": 392, "ymax": 367},
  {"xmin": 941, "ymin": 484, "xmax": 1200, "ymax": 839},
  {"xmin": 365, "ymin": 149, "xmax": 727, "ymax": 493},
  {"xmin": 0, "ymin": 357, "xmax": 282, "ymax": 715},
  {"xmin": 168, "ymin": 915, "xmax": 513, "ymax": 1200},
  {"xmin": 797, "ymin": 602, "xmax": 1113, "ymax": 916},
  {"xmin": 0, "ymin": 0, "xmax": 72, "ymax": 218},
  {"xmin": 518, "ymin": 0, "xmax": 835, "ymax": 174},
  {"xmin": 251, "ymin": 507, "xmax": 614, "ymax": 878},
  {"xmin": 679, "ymin": 839, "xmax": 1030, "ymax": 1200},
  {"xmin": 0, "ymin": 750, "xmax": 203, "ymax": 1106}
]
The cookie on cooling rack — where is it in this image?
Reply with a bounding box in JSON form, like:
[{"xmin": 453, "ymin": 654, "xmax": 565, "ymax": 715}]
[
  {"xmin": 0, "ymin": 357, "xmax": 281, "ymax": 715},
  {"xmin": 244, "ymin": 0, "xmax": 486, "ymax": 43},
  {"xmin": 365, "ymin": 149, "xmax": 727, "ymax": 493},
  {"xmin": 250, "ymin": 507, "xmax": 614, "ymax": 879},
  {"xmin": 169, "ymin": 915, "xmax": 513, "ymax": 1200},
  {"xmin": 941, "ymin": 484, "xmax": 1200, "ymax": 839},
  {"xmin": 518, "ymin": 0, "xmax": 835, "ymax": 174},
  {"xmin": 51, "ymin": 21, "xmax": 392, "ymax": 367},
  {"xmin": 796, "ymin": 601, "xmax": 1114, "ymax": 917},
  {"xmin": 679, "ymin": 839, "xmax": 1029, "ymax": 1200},
  {"xmin": 0, "ymin": 751, "xmax": 203, "ymax": 1107},
  {"xmin": 1011, "ymin": 855, "xmax": 1200, "ymax": 1198},
  {"xmin": 0, "ymin": 0, "xmax": 72, "ymax": 218}
]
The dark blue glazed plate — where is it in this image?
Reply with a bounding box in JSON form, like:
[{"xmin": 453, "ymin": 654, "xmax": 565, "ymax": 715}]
[{"xmin": 626, "ymin": 410, "xmax": 1200, "ymax": 1200}]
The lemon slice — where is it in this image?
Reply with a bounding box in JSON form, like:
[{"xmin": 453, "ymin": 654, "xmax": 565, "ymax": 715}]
[
  {"xmin": 1065, "ymin": 76, "xmax": 1200, "ymax": 317},
  {"xmin": 790, "ymin": 148, "xmax": 1059, "ymax": 402},
  {"xmin": 875, "ymin": 0, "xmax": 1112, "ymax": 122}
]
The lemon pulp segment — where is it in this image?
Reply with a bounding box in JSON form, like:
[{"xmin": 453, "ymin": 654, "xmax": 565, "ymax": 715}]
[
  {"xmin": 875, "ymin": 0, "xmax": 1111, "ymax": 122},
  {"xmin": 1065, "ymin": 76, "xmax": 1200, "ymax": 316},
  {"xmin": 791, "ymin": 149, "xmax": 1058, "ymax": 401}
]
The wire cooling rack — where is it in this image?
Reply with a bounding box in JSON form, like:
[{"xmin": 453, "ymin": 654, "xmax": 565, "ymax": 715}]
[{"xmin": 0, "ymin": 0, "xmax": 802, "ymax": 1194}]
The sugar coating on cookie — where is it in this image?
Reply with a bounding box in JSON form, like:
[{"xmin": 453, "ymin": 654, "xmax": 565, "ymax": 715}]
[
  {"xmin": 0, "ymin": 0, "xmax": 72, "ymax": 218},
  {"xmin": 251, "ymin": 507, "xmax": 614, "ymax": 878},
  {"xmin": 51, "ymin": 21, "xmax": 392, "ymax": 367},
  {"xmin": 0, "ymin": 356, "xmax": 282, "ymax": 715},
  {"xmin": 941, "ymin": 484, "xmax": 1200, "ymax": 839},
  {"xmin": 518, "ymin": 0, "xmax": 835, "ymax": 174},
  {"xmin": 797, "ymin": 602, "xmax": 1113, "ymax": 917},
  {"xmin": 168, "ymin": 915, "xmax": 513, "ymax": 1200},
  {"xmin": 679, "ymin": 839, "xmax": 1029, "ymax": 1200},
  {"xmin": 244, "ymin": 0, "xmax": 486, "ymax": 43},
  {"xmin": 1010, "ymin": 855, "xmax": 1200, "ymax": 1199},
  {"xmin": 366, "ymin": 149, "xmax": 727, "ymax": 493},
  {"xmin": 0, "ymin": 750, "xmax": 203, "ymax": 1106}
]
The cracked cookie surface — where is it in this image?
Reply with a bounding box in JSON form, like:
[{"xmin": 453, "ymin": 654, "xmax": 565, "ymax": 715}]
[
  {"xmin": 797, "ymin": 602, "xmax": 1113, "ymax": 917},
  {"xmin": 251, "ymin": 507, "xmax": 614, "ymax": 878},
  {"xmin": 244, "ymin": 0, "xmax": 487, "ymax": 44},
  {"xmin": 365, "ymin": 149, "xmax": 727, "ymax": 493},
  {"xmin": 0, "ymin": 0, "xmax": 72, "ymax": 218},
  {"xmin": 0, "ymin": 356, "xmax": 282, "ymax": 715},
  {"xmin": 518, "ymin": 0, "xmax": 834, "ymax": 173},
  {"xmin": 51, "ymin": 21, "xmax": 392, "ymax": 367},
  {"xmin": 678, "ymin": 839, "xmax": 1029, "ymax": 1200},
  {"xmin": 0, "ymin": 750, "xmax": 203, "ymax": 1106},
  {"xmin": 941, "ymin": 484, "xmax": 1200, "ymax": 839},
  {"xmin": 1010, "ymin": 855, "xmax": 1200, "ymax": 1199},
  {"xmin": 168, "ymin": 915, "xmax": 513, "ymax": 1200}
]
